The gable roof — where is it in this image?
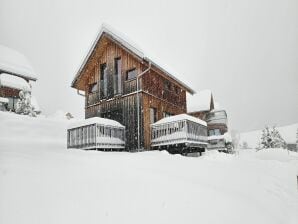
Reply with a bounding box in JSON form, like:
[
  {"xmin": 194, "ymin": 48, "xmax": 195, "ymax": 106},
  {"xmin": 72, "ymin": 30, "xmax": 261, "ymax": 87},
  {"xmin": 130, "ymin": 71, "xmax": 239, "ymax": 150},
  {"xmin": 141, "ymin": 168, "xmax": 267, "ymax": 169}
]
[
  {"xmin": 0, "ymin": 45, "xmax": 37, "ymax": 81},
  {"xmin": 187, "ymin": 89, "xmax": 214, "ymax": 112},
  {"xmin": 71, "ymin": 24, "xmax": 195, "ymax": 94}
]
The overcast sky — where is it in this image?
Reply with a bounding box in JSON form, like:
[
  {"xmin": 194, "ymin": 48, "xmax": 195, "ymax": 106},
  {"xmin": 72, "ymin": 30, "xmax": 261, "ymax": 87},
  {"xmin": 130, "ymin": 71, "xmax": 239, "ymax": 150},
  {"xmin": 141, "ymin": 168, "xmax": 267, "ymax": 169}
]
[{"xmin": 0, "ymin": 0, "xmax": 297, "ymax": 132}]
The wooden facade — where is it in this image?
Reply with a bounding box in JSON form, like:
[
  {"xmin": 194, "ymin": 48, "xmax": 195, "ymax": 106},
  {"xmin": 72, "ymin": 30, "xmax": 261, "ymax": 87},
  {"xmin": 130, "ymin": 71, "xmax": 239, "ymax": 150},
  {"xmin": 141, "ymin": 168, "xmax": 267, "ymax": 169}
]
[{"xmin": 72, "ymin": 27, "xmax": 194, "ymax": 151}]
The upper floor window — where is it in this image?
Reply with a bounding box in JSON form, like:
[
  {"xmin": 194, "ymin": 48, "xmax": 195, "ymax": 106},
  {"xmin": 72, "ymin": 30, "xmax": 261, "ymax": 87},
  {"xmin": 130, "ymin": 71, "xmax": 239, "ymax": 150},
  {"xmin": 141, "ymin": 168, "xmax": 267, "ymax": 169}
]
[
  {"xmin": 114, "ymin": 57, "xmax": 122, "ymax": 94},
  {"xmin": 126, "ymin": 68, "xmax": 137, "ymax": 80},
  {"xmin": 100, "ymin": 63, "xmax": 107, "ymax": 97}
]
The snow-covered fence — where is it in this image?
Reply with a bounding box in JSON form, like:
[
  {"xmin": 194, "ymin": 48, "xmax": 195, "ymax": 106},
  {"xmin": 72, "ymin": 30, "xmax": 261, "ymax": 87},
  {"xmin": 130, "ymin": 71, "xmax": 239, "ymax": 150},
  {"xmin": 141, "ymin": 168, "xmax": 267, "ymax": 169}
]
[
  {"xmin": 67, "ymin": 117, "xmax": 125, "ymax": 150},
  {"xmin": 151, "ymin": 114, "xmax": 208, "ymax": 154}
]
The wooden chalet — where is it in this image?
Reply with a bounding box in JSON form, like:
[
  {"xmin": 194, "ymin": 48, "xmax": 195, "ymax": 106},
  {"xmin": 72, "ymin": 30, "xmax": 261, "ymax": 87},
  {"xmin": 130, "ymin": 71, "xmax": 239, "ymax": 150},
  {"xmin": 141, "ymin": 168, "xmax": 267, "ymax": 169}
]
[{"xmin": 71, "ymin": 24, "xmax": 195, "ymax": 151}]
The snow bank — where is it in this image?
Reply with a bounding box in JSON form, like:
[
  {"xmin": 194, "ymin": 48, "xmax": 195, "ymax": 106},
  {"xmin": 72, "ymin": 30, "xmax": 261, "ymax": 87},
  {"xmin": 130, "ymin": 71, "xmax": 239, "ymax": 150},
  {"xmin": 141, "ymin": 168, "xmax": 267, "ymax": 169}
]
[
  {"xmin": 153, "ymin": 113, "xmax": 207, "ymax": 126},
  {"xmin": 0, "ymin": 73, "xmax": 31, "ymax": 91},
  {"xmin": 0, "ymin": 112, "xmax": 297, "ymax": 224},
  {"xmin": 0, "ymin": 45, "xmax": 37, "ymax": 80}
]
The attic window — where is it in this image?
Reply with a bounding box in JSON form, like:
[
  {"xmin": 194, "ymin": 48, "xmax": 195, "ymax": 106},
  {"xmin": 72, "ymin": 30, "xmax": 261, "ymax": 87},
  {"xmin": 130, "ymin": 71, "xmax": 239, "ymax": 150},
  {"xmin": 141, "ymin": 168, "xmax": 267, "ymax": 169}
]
[
  {"xmin": 164, "ymin": 80, "xmax": 171, "ymax": 90},
  {"xmin": 126, "ymin": 68, "xmax": 137, "ymax": 80},
  {"xmin": 174, "ymin": 85, "xmax": 180, "ymax": 94},
  {"xmin": 89, "ymin": 83, "xmax": 98, "ymax": 93}
]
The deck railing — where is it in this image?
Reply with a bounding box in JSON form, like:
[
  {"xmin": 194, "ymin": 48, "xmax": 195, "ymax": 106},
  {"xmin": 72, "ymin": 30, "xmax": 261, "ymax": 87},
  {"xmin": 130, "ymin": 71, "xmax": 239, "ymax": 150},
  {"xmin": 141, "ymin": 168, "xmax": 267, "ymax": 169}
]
[
  {"xmin": 67, "ymin": 123, "xmax": 125, "ymax": 150},
  {"xmin": 151, "ymin": 120, "xmax": 208, "ymax": 147}
]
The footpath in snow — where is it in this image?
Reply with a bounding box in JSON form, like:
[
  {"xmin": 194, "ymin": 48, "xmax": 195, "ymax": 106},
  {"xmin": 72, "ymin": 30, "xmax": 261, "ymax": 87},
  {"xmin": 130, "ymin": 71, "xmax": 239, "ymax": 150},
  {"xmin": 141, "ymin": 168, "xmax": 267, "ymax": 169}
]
[{"xmin": 0, "ymin": 111, "xmax": 298, "ymax": 224}]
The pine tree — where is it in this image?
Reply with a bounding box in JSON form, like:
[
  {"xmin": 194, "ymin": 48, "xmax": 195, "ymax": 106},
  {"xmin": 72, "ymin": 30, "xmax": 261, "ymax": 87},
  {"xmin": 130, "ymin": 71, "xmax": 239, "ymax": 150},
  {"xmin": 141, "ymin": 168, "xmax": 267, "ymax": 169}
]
[
  {"xmin": 259, "ymin": 126, "xmax": 287, "ymax": 149},
  {"xmin": 270, "ymin": 126, "xmax": 287, "ymax": 149},
  {"xmin": 260, "ymin": 126, "xmax": 271, "ymax": 149}
]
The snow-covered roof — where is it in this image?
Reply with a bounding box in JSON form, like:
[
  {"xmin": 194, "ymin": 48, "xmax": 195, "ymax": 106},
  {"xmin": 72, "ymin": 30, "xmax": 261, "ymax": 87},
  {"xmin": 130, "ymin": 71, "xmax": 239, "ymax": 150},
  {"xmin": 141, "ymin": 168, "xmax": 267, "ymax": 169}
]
[
  {"xmin": 0, "ymin": 45, "xmax": 37, "ymax": 81},
  {"xmin": 152, "ymin": 113, "xmax": 207, "ymax": 127},
  {"xmin": 0, "ymin": 73, "xmax": 31, "ymax": 91},
  {"xmin": 72, "ymin": 24, "xmax": 195, "ymax": 94},
  {"xmin": 68, "ymin": 117, "xmax": 125, "ymax": 129},
  {"xmin": 188, "ymin": 89, "xmax": 213, "ymax": 112}
]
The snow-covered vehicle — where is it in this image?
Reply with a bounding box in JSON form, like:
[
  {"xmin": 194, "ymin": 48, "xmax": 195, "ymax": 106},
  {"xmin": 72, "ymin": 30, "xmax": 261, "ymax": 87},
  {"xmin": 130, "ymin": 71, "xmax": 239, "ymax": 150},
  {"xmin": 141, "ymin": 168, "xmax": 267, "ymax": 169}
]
[
  {"xmin": 151, "ymin": 114, "xmax": 208, "ymax": 155},
  {"xmin": 206, "ymin": 110, "xmax": 233, "ymax": 153},
  {"xmin": 67, "ymin": 117, "xmax": 125, "ymax": 151}
]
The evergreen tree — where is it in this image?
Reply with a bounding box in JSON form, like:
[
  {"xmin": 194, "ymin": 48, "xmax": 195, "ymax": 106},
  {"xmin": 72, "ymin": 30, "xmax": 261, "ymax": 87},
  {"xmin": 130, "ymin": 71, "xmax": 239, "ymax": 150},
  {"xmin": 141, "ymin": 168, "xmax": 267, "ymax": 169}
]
[
  {"xmin": 259, "ymin": 126, "xmax": 287, "ymax": 149},
  {"xmin": 270, "ymin": 126, "xmax": 287, "ymax": 149},
  {"xmin": 260, "ymin": 126, "xmax": 271, "ymax": 149}
]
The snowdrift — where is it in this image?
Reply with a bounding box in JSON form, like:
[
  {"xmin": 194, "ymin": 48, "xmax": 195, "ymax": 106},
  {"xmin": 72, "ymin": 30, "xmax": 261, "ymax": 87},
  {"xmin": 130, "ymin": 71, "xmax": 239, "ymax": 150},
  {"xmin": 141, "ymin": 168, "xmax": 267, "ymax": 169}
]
[{"xmin": 0, "ymin": 112, "xmax": 297, "ymax": 224}]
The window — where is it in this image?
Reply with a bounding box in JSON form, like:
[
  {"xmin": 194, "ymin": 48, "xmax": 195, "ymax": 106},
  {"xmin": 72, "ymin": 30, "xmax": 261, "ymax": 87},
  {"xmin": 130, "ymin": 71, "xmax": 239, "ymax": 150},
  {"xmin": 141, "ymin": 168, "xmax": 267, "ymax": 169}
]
[
  {"xmin": 89, "ymin": 83, "xmax": 98, "ymax": 93},
  {"xmin": 100, "ymin": 63, "xmax": 107, "ymax": 97},
  {"xmin": 164, "ymin": 80, "xmax": 171, "ymax": 90},
  {"xmin": 209, "ymin": 129, "xmax": 221, "ymax": 136},
  {"xmin": 126, "ymin": 68, "xmax": 137, "ymax": 80},
  {"xmin": 114, "ymin": 57, "xmax": 122, "ymax": 94},
  {"xmin": 150, "ymin": 107, "xmax": 157, "ymax": 124},
  {"xmin": 163, "ymin": 112, "xmax": 173, "ymax": 118}
]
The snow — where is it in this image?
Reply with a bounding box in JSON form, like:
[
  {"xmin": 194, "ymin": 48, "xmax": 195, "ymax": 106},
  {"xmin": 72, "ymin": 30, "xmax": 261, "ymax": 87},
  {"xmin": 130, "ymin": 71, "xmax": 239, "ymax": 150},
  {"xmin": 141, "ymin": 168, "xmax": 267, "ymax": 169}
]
[
  {"xmin": 0, "ymin": 111, "xmax": 298, "ymax": 224},
  {"xmin": 240, "ymin": 123, "xmax": 298, "ymax": 147},
  {"xmin": 152, "ymin": 113, "xmax": 207, "ymax": 126},
  {"xmin": 187, "ymin": 89, "xmax": 213, "ymax": 112},
  {"xmin": 0, "ymin": 73, "xmax": 31, "ymax": 91},
  {"xmin": 68, "ymin": 116, "xmax": 124, "ymax": 129},
  {"xmin": 0, "ymin": 45, "xmax": 37, "ymax": 80},
  {"xmin": 0, "ymin": 97, "xmax": 9, "ymax": 103},
  {"xmin": 30, "ymin": 95, "xmax": 41, "ymax": 112}
]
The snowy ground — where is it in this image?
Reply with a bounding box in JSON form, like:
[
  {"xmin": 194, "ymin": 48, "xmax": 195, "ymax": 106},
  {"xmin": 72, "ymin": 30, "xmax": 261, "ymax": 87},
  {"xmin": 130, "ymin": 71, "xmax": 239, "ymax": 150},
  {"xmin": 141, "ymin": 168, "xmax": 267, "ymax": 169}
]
[{"xmin": 0, "ymin": 112, "xmax": 298, "ymax": 224}]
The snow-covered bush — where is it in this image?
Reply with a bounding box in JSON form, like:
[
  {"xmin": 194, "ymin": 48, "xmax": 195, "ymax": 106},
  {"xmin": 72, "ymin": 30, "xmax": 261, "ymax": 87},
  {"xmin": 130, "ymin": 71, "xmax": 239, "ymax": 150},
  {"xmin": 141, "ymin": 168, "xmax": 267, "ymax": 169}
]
[
  {"xmin": 259, "ymin": 126, "xmax": 287, "ymax": 150},
  {"xmin": 15, "ymin": 89, "xmax": 36, "ymax": 117}
]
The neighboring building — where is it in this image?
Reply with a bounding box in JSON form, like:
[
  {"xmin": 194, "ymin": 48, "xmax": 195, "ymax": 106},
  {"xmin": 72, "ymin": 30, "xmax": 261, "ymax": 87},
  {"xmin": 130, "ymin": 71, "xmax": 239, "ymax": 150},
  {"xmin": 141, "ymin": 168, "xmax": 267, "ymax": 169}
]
[
  {"xmin": 188, "ymin": 89, "xmax": 214, "ymax": 120},
  {"xmin": 71, "ymin": 24, "xmax": 195, "ymax": 151},
  {"xmin": 188, "ymin": 90, "xmax": 231, "ymax": 151},
  {"xmin": 0, "ymin": 45, "xmax": 40, "ymax": 113}
]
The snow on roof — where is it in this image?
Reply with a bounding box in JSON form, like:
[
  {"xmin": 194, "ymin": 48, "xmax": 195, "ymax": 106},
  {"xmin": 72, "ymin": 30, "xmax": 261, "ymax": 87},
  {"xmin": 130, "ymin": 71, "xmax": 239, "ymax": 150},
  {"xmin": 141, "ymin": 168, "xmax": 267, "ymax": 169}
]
[
  {"xmin": 0, "ymin": 97, "xmax": 9, "ymax": 103},
  {"xmin": 72, "ymin": 24, "xmax": 195, "ymax": 94},
  {"xmin": 0, "ymin": 73, "xmax": 31, "ymax": 91},
  {"xmin": 152, "ymin": 113, "xmax": 207, "ymax": 127},
  {"xmin": 0, "ymin": 45, "xmax": 37, "ymax": 81},
  {"xmin": 68, "ymin": 117, "xmax": 125, "ymax": 129},
  {"xmin": 188, "ymin": 89, "xmax": 213, "ymax": 112}
]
